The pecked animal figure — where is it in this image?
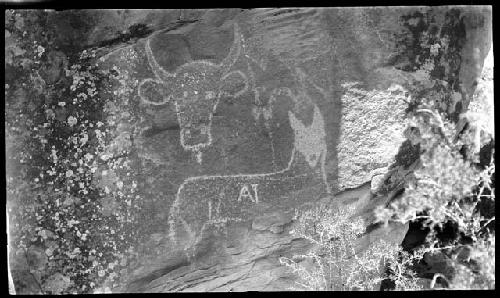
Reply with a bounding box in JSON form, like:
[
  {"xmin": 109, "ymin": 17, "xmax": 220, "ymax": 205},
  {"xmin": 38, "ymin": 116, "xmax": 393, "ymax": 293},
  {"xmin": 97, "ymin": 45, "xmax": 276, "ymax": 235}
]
[
  {"xmin": 168, "ymin": 104, "xmax": 329, "ymax": 251},
  {"xmin": 138, "ymin": 23, "xmax": 248, "ymax": 159}
]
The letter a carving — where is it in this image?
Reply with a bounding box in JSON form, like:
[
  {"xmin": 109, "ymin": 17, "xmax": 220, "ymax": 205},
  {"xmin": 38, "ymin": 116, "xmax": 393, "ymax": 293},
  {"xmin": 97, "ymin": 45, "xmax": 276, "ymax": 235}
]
[{"xmin": 237, "ymin": 185, "xmax": 255, "ymax": 203}]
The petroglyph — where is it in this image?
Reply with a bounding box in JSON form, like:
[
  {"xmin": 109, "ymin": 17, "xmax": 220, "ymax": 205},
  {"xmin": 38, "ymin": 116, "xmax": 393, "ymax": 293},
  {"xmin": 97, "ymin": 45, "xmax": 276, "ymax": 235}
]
[
  {"xmin": 138, "ymin": 23, "xmax": 249, "ymax": 163},
  {"xmin": 237, "ymin": 184, "xmax": 259, "ymax": 203},
  {"xmin": 168, "ymin": 103, "xmax": 329, "ymax": 250},
  {"xmin": 245, "ymin": 52, "xmax": 293, "ymax": 171},
  {"xmin": 138, "ymin": 25, "xmax": 332, "ymax": 252},
  {"xmin": 289, "ymin": 104, "xmax": 326, "ymax": 169}
]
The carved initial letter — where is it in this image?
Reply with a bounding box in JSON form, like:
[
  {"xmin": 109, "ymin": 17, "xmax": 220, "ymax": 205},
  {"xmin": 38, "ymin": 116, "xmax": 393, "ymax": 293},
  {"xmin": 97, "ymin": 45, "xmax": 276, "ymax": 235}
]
[
  {"xmin": 237, "ymin": 185, "xmax": 254, "ymax": 203},
  {"xmin": 251, "ymin": 184, "xmax": 259, "ymax": 203}
]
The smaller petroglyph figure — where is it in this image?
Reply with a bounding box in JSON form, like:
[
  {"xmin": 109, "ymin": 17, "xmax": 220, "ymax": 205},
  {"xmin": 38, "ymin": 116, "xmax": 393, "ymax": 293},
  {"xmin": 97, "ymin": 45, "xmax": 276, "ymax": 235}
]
[
  {"xmin": 169, "ymin": 103, "xmax": 329, "ymax": 250},
  {"xmin": 138, "ymin": 23, "xmax": 249, "ymax": 163}
]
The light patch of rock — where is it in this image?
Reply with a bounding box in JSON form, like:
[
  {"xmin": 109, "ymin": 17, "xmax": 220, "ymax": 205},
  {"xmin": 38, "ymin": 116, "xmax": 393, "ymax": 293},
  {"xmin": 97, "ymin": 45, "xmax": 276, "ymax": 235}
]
[{"xmin": 337, "ymin": 80, "xmax": 409, "ymax": 191}]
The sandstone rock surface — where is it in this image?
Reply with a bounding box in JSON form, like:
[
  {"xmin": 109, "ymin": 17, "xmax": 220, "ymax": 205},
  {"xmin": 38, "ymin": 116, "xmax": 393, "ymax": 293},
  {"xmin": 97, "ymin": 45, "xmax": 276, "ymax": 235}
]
[
  {"xmin": 6, "ymin": 7, "xmax": 492, "ymax": 292},
  {"xmin": 95, "ymin": 7, "xmax": 492, "ymax": 292}
]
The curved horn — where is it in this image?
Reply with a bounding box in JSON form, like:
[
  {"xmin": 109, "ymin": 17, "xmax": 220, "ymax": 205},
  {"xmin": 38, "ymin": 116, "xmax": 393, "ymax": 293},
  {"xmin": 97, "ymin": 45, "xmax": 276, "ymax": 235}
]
[
  {"xmin": 220, "ymin": 23, "xmax": 242, "ymax": 74},
  {"xmin": 145, "ymin": 37, "xmax": 176, "ymax": 81}
]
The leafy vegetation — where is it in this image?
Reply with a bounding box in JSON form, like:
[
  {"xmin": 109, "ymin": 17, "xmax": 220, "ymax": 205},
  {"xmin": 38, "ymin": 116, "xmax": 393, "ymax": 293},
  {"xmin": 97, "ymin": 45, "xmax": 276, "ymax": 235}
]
[
  {"xmin": 279, "ymin": 205, "xmax": 422, "ymax": 290},
  {"xmin": 374, "ymin": 101, "xmax": 495, "ymax": 290},
  {"xmin": 281, "ymin": 9, "xmax": 494, "ymax": 291},
  {"xmin": 280, "ymin": 97, "xmax": 494, "ymax": 291}
]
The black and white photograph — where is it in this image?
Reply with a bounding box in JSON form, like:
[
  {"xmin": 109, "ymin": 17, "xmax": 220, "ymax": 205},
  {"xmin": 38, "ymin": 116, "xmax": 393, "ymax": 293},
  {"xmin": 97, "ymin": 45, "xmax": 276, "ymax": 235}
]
[{"xmin": 5, "ymin": 6, "xmax": 494, "ymax": 293}]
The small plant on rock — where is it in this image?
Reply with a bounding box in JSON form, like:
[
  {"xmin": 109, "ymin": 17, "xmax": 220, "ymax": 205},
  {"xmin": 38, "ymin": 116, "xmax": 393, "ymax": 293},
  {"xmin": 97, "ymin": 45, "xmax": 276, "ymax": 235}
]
[
  {"xmin": 375, "ymin": 98, "xmax": 495, "ymax": 290},
  {"xmin": 279, "ymin": 205, "xmax": 417, "ymax": 290}
]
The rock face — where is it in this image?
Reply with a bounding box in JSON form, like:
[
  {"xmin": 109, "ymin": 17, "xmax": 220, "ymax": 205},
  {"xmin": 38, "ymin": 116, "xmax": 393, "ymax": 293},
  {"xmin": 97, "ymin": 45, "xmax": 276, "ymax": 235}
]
[
  {"xmin": 7, "ymin": 7, "xmax": 491, "ymax": 292},
  {"xmin": 90, "ymin": 7, "xmax": 491, "ymax": 292},
  {"xmin": 93, "ymin": 7, "xmax": 492, "ymax": 292}
]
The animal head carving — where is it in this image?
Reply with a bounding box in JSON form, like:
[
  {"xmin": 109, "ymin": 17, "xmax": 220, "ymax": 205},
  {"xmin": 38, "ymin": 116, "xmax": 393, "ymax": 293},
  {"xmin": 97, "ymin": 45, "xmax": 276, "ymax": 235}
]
[{"xmin": 138, "ymin": 23, "xmax": 248, "ymax": 159}]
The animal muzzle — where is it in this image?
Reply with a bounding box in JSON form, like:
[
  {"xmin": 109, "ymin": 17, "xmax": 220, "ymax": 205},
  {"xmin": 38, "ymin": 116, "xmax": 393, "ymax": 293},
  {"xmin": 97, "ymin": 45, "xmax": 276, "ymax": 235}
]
[{"xmin": 180, "ymin": 124, "xmax": 212, "ymax": 149}]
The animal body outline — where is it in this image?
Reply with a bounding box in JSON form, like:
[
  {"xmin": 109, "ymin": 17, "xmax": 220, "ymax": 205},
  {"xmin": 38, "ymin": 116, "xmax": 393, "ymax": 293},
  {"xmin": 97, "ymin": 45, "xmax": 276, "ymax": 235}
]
[
  {"xmin": 168, "ymin": 100, "xmax": 330, "ymax": 251},
  {"xmin": 137, "ymin": 23, "xmax": 332, "ymax": 254}
]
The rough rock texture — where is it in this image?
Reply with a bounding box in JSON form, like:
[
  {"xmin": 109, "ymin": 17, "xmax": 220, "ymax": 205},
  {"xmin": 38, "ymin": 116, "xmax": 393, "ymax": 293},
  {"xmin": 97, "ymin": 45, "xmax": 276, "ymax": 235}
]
[
  {"xmin": 7, "ymin": 7, "xmax": 492, "ymax": 292},
  {"xmin": 92, "ymin": 7, "xmax": 491, "ymax": 292},
  {"xmin": 337, "ymin": 82, "xmax": 408, "ymax": 190}
]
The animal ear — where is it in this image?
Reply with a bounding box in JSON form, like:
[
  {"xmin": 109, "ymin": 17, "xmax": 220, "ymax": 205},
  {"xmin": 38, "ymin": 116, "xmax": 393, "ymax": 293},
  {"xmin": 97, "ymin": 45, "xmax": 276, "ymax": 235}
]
[
  {"xmin": 138, "ymin": 78, "xmax": 171, "ymax": 106},
  {"xmin": 220, "ymin": 70, "xmax": 248, "ymax": 98}
]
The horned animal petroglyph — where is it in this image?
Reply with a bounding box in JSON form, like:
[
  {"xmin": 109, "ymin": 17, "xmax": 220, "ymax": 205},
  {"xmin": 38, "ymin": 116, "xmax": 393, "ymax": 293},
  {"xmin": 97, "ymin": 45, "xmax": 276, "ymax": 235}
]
[{"xmin": 138, "ymin": 23, "xmax": 248, "ymax": 163}]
